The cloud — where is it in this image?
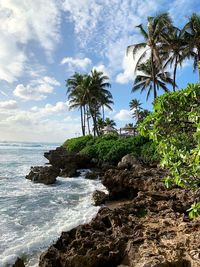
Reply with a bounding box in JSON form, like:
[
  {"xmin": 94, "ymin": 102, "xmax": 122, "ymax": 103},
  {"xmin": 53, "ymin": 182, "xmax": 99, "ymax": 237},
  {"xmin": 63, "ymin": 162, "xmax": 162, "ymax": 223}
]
[
  {"xmin": 0, "ymin": 100, "xmax": 18, "ymax": 109},
  {"xmin": 92, "ymin": 64, "xmax": 109, "ymax": 76},
  {"xmin": 0, "ymin": 0, "xmax": 62, "ymax": 82},
  {"xmin": 13, "ymin": 76, "xmax": 60, "ymax": 101},
  {"xmin": 61, "ymin": 57, "xmax": 92, "ymax": 72},
  {"xmin": 0, "ymin": 102, "xmax": 80, "ymax": 142},
  {"xmin": 114, "ymin": 109, "xmax": 132, "ymax": 121},
  {"xmin": 31, "ymin": 101, "xmax": 69, "ymax": 114}
]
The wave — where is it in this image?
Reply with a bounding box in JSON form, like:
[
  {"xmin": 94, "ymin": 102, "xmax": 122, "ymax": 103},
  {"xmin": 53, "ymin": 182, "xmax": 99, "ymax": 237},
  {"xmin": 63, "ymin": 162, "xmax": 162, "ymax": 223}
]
[{"xmin": 0, "ymin": 142, "xmax": 60, "ymax": 150}]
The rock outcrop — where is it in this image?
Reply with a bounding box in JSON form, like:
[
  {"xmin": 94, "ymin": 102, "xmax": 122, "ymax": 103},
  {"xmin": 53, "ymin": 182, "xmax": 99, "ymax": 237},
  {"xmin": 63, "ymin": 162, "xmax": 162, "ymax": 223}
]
[
  {"xmin": 25, "ymin": 166, "xmax": 60, "ymax": 185},
  {"xmin": 92, "ymin": 190, "xmax": 108, "ymax": 206},
  {"xmin": 39, "ymin": 162, "xmax": 200, "ymax": 267},
  {"xmin": 12, "ymin": 258, "xmax": 25, "ymax": 267}
]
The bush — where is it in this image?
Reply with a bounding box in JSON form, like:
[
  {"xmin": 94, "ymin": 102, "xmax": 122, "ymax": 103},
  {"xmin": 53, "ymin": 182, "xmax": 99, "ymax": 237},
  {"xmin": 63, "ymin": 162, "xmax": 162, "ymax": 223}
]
[
  {"xmin": 64, "ymin": 134, "xmax": 158, "ymax": 165},
  {"xmin": 139, "ymin": 83, "xmax": 200, "ymax": 218},
  {"xmin": 63, "ymin": 135, "xmax": 93, "ymax": 153},
  {"xmin": 140, "ymin": 141, "xmax": 159, "ymax": 164}
]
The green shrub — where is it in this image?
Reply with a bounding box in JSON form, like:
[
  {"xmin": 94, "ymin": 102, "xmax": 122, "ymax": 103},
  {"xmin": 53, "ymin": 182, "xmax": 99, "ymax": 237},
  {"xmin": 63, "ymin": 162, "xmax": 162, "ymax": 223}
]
[
  {"xmin": 140, "ymin": 141, "xmax": 160, "ymax": 164},
  {"xmin": 139, "ymin": 83, "xmax": 200, "ymax": 218},
  {"xmin": 63, "ymin": 135, "xmax": 93, "ymax": 153}
]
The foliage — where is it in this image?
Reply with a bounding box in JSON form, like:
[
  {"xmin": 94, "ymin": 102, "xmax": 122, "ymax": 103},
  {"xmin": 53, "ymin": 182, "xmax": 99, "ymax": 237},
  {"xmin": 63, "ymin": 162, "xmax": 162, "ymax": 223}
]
[
  {"xmin": 140, "ymin": 141, "xmax": 160, "ymax": 164},
  {"xmin": 187, "ymin": 202, "xmax": 200, "ymax": 219},
  {"xmin": 63, "ymin": 134, "xmax": 156, "ymax": 164},
  {"xmin": 63, "ymin": 135, "xmax": 93, "ymax": 153},
  {"xmin": 139, "ymin": 83, "xmax": 200, "ymax": 216}
]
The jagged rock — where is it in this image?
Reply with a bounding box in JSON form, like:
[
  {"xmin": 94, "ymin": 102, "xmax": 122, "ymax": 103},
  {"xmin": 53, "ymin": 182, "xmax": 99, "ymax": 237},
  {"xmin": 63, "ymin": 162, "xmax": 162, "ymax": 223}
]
[
  {"xmin": 118, "ymin": 154, "xmax": 142, "ymax": 170},
  {"xmin": 25, "ymin": 166, "xmax": 60, "ymax": 185},
  {"xmin": 39, "ymin": 188, "xmax": 200, "ymax": 267},
  {"xmin": 12, "ymin": 258, "xmax": 25, "ymax": 267},
  {"xmin": 59, "ymin": 163, "xmax": 78, "ymax": 177},
  {"xmin": 85, "ymin": 171, "xmax": 99, "ymax": 180},
  {"xmin": 39, "ymin": 164, "xmax": 200, "ymax": 267},
  {"xmin": 44, "ymin": 146, "xmax": 90, "ymax": 169},
  {"xmin": 92, "ymin": 190, "xmax": 108, "ymax": 206}
]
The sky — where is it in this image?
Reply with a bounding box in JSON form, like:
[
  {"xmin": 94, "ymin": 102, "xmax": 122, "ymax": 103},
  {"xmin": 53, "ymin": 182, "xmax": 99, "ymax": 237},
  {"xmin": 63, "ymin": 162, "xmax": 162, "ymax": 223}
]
[{"xmin": 0, "ymin": 0, "xmax": 199, "ymax": 143}]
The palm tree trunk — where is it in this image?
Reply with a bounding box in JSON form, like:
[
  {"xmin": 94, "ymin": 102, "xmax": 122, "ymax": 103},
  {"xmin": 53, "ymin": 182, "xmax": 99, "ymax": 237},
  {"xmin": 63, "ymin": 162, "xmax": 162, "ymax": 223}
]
[
  {"xmin": 198, "ymin": 49, "xmax": 200, "ymax": 83},
  {"xmin": 86, "ymin": 107, "xmax": 91, "ymax": 135},
  {"xmin": 151, "ymin": 51, "xmax": 157, "ymax": 99},
  {"xmin": 83, "ymin": 105, "xmax": 86, "ymax": 136},
  {"xmin": 173, "ymin": 57, "xmax": 178, "ymax": 92},
  {"xmin": 102, "ymin": 105, "xmax": 105, "ymax": 121},
  {"xmin": 80, "ymin": 106, "xmax": 84, "ymax": 136}
]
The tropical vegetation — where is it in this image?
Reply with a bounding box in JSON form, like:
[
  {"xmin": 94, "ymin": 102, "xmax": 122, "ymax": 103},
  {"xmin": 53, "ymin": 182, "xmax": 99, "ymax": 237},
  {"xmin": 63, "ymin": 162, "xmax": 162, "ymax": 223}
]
[
  {"xmin": 139, "ymin": 83, "xmax": 200, "ymax": 218},
  {"xmin": 66, "ymin": 69, "xmax": 113, "ymax": 137}
]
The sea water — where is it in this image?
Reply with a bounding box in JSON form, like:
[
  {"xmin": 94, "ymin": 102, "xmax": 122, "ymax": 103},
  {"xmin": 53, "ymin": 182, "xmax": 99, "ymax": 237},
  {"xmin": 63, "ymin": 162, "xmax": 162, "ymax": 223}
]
[{"xmin": 0, "ymin": 142, "xmax": 105, "ymax": 267}]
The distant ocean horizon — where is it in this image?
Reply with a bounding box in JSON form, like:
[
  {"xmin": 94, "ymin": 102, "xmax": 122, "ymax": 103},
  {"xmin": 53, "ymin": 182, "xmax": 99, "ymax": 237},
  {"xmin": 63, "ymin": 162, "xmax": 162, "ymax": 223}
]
[{"xmin": 0, "ymin": 141, "xmax": 105, "ymax": 267}]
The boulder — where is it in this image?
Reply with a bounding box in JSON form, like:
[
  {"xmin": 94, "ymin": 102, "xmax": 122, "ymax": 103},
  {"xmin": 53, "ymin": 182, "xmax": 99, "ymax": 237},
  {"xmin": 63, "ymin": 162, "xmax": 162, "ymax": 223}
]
[
  {"xmin": 118, "ymin": 154, "xmax": 142, "ymax": 170},
  {"xmin": 92, "ymin": 190, "xmax": 108, "ymax": 206},
  {"xmin": 44, "ymin": 146, "xmax": 90, "ymax": 169},
  {"xmin": 25, "ymin": 166, "xmax": 60, "ymax": 185},
  {"xmin": 59, "ymin": 163, "xmax": 78, "ymax": 177},
  {"xmin": 85, "ymin": 171, "xmax": 99, "ymax": 180},
  {"xmin": 12, "ymin": 258, "xmax": 25, "ymax": 267}
]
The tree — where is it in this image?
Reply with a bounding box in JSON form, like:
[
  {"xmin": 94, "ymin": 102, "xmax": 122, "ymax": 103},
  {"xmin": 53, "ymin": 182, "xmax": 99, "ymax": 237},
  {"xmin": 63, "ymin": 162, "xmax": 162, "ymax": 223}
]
[
  {"xmin": 184, "ymin": 13, "xmax": 200, "ymax": 81},
  {"xmin": 127, "ymin": 13, "xmax": 172, "ymax": 98},
  {"xmin": 89, "ymin": 69, "xmax": 113, "ymax": 136},
  {"xmin": 132, "ymin": 59, "xmax": 173, "ymax": 100},
  {"xmin": 129, "ymin": 99, "xmax": 142, "ymax": 121},
  {"xmin": 161, "ymin": 27, "xmax": 189, "ymax": 91},
  {"xmin": 66, "ymin": 73, "xmax": 87, "ymax": 136},
  {"xmin": 104, "ymin": 117, "xmax": 116, "ymax": 127}
]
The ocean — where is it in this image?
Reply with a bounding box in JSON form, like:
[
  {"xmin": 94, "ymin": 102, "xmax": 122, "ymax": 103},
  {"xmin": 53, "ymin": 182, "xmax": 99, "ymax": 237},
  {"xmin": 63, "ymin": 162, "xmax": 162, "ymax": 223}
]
[{"xmin": 0, "ymin": 142, "xmax": 105, "ymax": 267}]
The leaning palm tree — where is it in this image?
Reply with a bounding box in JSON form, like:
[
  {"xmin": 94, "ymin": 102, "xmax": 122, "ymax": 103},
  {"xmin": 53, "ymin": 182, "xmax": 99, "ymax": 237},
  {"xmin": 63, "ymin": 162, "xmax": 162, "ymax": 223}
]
[
  {"xmin": 129, "ymin": 99, "xmax": 142, "ymax": 122},
  {"xmin": 184, "ymin": 13, "xmax": 200, "ymax": 81},
  {"xmin": 132, "ymin": 59, "xmax": 174, "ymax": 100},
  {"xmin": 127, "ymin": 13, "xmax": 172, "ymax": 96},
  {"xmin": 66, "ymin": 73, "xmax": 87, "ymax": 136},
  {"xmin": 161, "ymin": 28, "xmax": 189, "ymax": 91}
]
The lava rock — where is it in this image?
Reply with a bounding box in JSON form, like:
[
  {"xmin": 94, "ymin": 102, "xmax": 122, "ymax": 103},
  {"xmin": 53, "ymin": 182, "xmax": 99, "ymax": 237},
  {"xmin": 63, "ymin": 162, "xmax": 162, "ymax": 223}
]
[
  {"xmin": 26, "ymin": 166, "xmax": 60, "ymax": 185},
  {"xmin": 92, "ymin": 190, "xmax": 108, "ymax": 206},
  {"xmin": 12, "ymin": 258, "xmax": 25, "ymax": 267}
]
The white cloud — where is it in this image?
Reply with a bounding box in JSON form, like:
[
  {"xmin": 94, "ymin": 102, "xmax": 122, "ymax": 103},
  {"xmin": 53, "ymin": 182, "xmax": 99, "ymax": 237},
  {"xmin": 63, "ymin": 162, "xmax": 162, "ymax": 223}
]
[
  {"xmin": 114, "ymin": 109, "xmax": 132, "ymax": 121},
  {"xmin": 0, "ymin": 0, "xmax": 62, "ymax": 82},
  {"xmin": 0, "ymin": 100, "xmax": 18, "ymax": 109},
  {"xmin": 92, "ymin": 64, "xmax": 109, "ymax": 76},
  {"xmin": 61, "ymin": 57, "xmax": 92, "ymax": 72},
  {"xmin": 31, "ymin": 101, "xmax": 69, "ymax": 114},
  {"xmin": 0, "ymin": 103, "xmax": 80, "ymax": 142},
  {"xmin": 13, "ymin": 76, "xmax": 60, "ymax": 101}
]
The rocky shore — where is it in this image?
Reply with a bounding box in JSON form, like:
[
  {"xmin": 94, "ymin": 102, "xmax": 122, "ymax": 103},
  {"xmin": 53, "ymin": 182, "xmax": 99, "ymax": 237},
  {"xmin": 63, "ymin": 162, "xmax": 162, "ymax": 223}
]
[{"xmin": 24, "ymin": 147, "xmax": 200, "ymax": 267}]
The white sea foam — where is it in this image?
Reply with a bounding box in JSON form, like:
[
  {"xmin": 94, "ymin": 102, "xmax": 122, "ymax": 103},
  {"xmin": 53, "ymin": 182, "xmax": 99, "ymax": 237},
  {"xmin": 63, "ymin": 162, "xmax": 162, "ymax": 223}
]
[{"xmin": 0, "ymin": 143, "xmax": 106, "ymax": 267}]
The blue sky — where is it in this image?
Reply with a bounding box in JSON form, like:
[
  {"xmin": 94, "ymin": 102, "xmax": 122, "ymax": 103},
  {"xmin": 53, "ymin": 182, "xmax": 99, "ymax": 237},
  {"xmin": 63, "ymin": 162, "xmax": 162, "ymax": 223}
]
[{"xmin": 0, "ymin": 0, "xmax": 199, "ymax": 142}]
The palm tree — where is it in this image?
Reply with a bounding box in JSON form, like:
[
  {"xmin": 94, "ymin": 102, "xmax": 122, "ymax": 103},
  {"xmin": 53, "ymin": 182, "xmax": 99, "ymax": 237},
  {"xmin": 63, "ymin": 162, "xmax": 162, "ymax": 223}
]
[
  {"xmin": 97, "ymin": 117, "xmax": 105, "ymax": 135},
  {"xmin": 127, "ymin": 13, "xmax": 172, "ymax": 97},
  {"xmin": 137, "ymin": 109, "xmax": 151, "ymax": 125},
  {"xmin": 161, "ymin": 28, "xmax": 189, "ymax": 91},
  {"xmin": 104, "ymin": 117, "xmax": 116, "ymax": 127},
  {"xmin": 129, "ymin": 99, "xmax": 142, "ymax": 121},
  {"xmin": 66, "ymin": 73, "xmax": 87, "ymax": 136},
  {"xmin": 89, "ymin": 69, "xmax": 113, "ymax": 136},
  {"xmin": 132, "ymin": 59, "xmax": 173, "ymax": 100},
  {"xmin": 184, "ymin": 13, "xmax": 200, "ymax": 81}
]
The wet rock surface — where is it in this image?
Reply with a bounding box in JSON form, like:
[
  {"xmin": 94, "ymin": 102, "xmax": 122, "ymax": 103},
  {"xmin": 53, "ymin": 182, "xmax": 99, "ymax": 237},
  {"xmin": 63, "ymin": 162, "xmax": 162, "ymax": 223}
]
[
  {"xmin": 12, "ymin": 258, "xmax": 25, "ymax": 267},
  {"xmin": 25, "ymin": 166, "xmax": 60, "ymax": 185},
  {"xmin": 92, "ymin": 190, "xmax": 108, "ymax": 206},
  {"xmin": 39, "ymin": 161, "xmax": 200, "ymax": 267}
]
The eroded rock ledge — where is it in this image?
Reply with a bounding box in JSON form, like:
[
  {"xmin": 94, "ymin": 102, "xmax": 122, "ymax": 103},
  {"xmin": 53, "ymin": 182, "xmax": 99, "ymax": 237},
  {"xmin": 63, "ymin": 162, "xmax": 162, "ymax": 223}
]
[{"xmin": 39, "ymin": 161, "xmax": 200, "ymax": 267}]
